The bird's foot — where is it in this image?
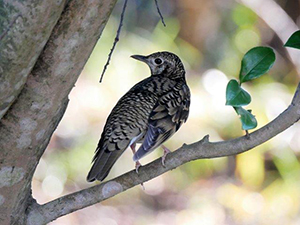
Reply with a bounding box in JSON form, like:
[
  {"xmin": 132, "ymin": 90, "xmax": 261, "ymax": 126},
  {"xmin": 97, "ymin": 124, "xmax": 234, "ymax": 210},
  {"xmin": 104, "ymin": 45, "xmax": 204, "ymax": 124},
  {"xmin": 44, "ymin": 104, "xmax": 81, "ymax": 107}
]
[
  {"xmin": 140, "ymin": 182, "xmax": 145, "ymax": 190},
  {"xmin": 245, "ymin": 130, "xmax": 250, "ymax": 139},
  {"xmin": 135, "ymin": 161, "xmax": 142, "ymax": 173},
  {"xmin": 130, "ymin": 143, "xmax": 137, "ymax": 154},
  {"xmin": 134, "ymin": 161, "xmax": 145, "ymax": 189},
  {"xmin": 131, "ymin": 144, "xmax": 142, "ymax": 173},
  {"xmin": 161, "ymin": 145, "xmax": 171, "ymax": 167}
]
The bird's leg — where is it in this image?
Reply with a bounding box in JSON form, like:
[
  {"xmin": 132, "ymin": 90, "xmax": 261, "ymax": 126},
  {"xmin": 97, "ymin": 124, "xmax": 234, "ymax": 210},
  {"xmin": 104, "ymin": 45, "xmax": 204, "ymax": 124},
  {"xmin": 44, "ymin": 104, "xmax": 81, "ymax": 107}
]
[
  {"xmin": 245, "ymin": 130, "xmax": 250, "ymax": 139},
  {"xmin": 130, "ymin": 143, "xmax": 142, "ymax": 173},
  {"xmin": 135, "ymin": 161, "xmax": 142, "ymax": 174},
  {"xmin": 161, "ymin": 145, "xmax": 171, "ymax": 166},
  {"xmin": 130, "ymin": 143, "xmax": 144, "ymax": 190}
]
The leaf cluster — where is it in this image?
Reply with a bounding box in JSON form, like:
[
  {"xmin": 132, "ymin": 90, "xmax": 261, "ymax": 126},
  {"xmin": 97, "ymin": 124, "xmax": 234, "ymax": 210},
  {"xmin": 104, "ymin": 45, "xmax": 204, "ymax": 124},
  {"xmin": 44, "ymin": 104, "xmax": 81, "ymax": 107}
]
[
  {"xmin": 226, "ymin": 46, "xmax": 275, "ymax": 130},
  {"xmin": 226, "ymin": 30, "xmax": 300, "ymax": 131}
]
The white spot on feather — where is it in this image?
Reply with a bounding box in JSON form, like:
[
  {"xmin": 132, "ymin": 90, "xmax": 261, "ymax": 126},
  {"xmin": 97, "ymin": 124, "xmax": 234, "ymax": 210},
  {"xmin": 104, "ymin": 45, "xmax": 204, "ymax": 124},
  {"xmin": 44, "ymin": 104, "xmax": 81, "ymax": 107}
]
[{"xmin": 129, "ymin": 133, "xmax": 143, "ymax": 146}]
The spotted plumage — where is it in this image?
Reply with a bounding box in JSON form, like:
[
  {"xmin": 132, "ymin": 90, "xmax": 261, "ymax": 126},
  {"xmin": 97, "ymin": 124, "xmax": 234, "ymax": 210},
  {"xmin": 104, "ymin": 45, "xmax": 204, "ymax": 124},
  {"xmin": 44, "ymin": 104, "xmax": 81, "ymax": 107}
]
[{"xmin": 87, "ymin": 51, "xmax": 191, "ymax": 182}]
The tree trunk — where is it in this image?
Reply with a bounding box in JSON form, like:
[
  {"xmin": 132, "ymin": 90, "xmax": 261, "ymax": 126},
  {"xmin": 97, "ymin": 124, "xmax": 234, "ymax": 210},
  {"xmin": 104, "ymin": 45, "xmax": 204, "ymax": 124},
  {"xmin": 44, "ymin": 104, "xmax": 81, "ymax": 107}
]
[
  {"xmin": 0, "ymin": 0, "xmax": 116, "ymax": 224},
  {"xmin": 0, "ymin": 1, "xmax": 68, "ymax": 120}
]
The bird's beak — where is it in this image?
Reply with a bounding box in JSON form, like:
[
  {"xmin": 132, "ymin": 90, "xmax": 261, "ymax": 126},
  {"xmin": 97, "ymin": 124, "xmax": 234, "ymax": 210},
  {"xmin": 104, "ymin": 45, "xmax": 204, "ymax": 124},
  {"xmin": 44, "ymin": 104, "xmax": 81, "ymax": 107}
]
[{"xmin": 131, "ymin": 54, "xmax": 148, "ymax": 63}]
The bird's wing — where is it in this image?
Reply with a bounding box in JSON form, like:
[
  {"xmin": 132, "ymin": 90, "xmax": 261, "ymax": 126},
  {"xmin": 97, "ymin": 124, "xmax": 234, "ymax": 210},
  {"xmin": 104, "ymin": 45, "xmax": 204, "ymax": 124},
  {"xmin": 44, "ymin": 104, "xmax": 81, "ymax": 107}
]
[
  {"xmin": 86, "ymin": 131, "xmax": 131, "ymax": 182},
  {"xmin": 87, "ymin": 88, "xmax": 157, "ymax": 182},
  {"xmin": 133, "ymin": 83, "xmax": 190, "ymax": 161}
]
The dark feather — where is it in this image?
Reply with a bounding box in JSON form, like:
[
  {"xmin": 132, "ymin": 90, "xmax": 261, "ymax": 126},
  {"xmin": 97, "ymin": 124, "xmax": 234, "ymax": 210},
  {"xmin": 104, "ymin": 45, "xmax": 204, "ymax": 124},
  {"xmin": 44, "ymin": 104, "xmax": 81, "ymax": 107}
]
[{"xmin": 133, "ymin": 83, "xmax": 190, "ymax": 161}]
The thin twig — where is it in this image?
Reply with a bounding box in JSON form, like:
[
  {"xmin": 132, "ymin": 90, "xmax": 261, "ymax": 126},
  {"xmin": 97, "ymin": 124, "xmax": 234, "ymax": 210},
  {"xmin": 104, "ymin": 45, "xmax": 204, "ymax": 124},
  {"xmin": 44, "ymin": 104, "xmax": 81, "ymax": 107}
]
[
  {"xmin": 154, "ymin": 0, "xmax": 166, "ymax": 27},
  {"xmin": 99, "ymin": 0, "xmax": 128, "ymax": 83}
]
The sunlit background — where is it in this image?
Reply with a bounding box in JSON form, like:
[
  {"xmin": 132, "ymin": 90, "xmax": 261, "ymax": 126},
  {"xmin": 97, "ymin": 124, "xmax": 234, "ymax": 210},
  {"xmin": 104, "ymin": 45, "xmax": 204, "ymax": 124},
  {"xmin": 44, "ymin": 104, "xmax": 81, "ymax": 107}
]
[{"xmin": 32, "ymin": 0, "xmax": 300, "ymax": 224}]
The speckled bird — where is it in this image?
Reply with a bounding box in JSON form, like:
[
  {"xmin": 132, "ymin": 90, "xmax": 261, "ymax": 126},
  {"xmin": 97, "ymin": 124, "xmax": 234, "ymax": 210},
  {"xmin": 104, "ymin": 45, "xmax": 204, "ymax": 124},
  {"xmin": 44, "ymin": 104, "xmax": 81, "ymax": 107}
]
[{"xmin": 87, "ymin": 51, "xmax": 191, "ymax": 182}]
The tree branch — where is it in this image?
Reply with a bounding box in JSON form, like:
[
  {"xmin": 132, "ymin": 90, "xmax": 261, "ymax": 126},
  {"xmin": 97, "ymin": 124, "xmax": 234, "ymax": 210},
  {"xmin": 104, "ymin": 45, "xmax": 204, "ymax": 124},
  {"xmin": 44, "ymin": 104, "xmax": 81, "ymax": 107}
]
[{"xmin": 27, "ymin": 82, "xmax": 300, "ymax": 224}]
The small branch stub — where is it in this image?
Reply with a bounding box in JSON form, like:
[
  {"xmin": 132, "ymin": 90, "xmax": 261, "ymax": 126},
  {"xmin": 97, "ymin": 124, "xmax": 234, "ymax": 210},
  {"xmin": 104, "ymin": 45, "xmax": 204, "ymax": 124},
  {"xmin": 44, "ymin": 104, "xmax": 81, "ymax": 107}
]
[{"xmin": 201, "ymin": 135, "xmax": 210, "ymax": 144}]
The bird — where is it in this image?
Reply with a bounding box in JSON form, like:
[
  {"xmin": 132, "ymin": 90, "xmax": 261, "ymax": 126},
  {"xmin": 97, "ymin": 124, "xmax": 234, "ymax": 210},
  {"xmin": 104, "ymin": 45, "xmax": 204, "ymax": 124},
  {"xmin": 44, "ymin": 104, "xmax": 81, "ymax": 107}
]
[{"xmin": 87, "ymin": 51, "xmax": 191, "ymax": 182}]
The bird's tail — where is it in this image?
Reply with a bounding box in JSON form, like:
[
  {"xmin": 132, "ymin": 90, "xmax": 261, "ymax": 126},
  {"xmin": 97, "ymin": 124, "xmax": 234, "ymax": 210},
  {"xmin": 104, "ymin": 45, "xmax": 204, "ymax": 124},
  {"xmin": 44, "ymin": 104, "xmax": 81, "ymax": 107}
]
[{"xmin": 87, "ymin": 149, "xmax": 122, "ymax": 182}]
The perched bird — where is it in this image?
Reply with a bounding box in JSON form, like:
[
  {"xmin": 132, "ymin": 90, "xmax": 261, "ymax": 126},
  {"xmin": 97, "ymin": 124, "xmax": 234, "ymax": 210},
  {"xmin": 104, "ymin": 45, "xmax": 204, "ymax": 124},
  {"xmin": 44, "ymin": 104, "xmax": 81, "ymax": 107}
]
[{"xmin": 87, "ymin": 51, "xmax": 190, "ymax": 182}]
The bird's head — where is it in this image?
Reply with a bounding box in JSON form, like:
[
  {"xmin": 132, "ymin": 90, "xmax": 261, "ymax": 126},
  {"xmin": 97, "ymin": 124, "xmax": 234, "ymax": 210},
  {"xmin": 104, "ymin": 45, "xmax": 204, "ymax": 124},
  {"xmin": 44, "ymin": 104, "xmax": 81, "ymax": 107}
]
[{"xmin": 131, "ymin": 51, "xmax": 185, "ymax": 79}]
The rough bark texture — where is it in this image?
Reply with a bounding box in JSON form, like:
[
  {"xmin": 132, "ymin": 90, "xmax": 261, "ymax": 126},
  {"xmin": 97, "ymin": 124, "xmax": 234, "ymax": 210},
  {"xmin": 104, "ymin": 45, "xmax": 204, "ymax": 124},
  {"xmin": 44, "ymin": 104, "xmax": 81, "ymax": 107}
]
[
  {"xmin": 0, "ymin": 0, "xmax": 68, "ymax": 120},
  {"xmin": 0, "ymin": 0, "xmax": 117, "ymax": 224},
  {"xmin": 26, "ymin": 83, "xmax": 300, "ymax": 224}
]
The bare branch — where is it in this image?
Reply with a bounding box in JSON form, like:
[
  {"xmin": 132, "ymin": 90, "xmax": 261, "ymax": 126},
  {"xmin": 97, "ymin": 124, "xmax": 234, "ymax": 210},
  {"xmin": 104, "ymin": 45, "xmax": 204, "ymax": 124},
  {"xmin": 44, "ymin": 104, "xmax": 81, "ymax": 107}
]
[
  {"xmin": 27, "ymin": 83, "xmax": 300, "ymax": 225},
  {"xmin": 154, "ymin": 0, "xmax": 166, "ymax": 27},
  {"xmin": 99, "ymin": 0, "xmax": 128, "ymax": 83}
]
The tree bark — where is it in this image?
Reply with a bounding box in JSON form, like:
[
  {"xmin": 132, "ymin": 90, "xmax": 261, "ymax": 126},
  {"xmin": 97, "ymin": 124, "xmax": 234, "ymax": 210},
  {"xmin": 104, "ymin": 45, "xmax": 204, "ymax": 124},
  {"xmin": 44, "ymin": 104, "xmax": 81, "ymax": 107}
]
[
  {"xmin": 0, "ymin": 0, "xmax": 68, "ymax": 120},
  {"xmin": 0, "ymin": 0, "xmax": 117, "ymax": 224}
]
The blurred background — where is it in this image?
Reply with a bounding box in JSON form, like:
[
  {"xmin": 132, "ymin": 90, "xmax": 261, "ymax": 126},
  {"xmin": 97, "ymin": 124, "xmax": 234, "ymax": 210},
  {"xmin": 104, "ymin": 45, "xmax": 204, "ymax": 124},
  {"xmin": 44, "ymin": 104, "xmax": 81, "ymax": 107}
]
[{"xmin": 32, "ymin": 0, "xmax": 300, "ymax": 224}]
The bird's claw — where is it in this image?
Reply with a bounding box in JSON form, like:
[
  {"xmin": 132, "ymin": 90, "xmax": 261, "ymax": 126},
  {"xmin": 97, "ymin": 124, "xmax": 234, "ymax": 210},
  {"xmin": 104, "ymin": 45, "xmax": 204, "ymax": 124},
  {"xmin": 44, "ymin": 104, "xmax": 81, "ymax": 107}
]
[
  {"xmin": 161, "ymin": 154, "xmax": 169, "ymax": 167},
  {"xmin": 134, "ymin": 161, "xmax": 145, "ymax": 190},
  {"xmin": 245, "ymin": 130, "xmax": 250, "ymax": 139},
  {"xmin": 161, "ymin": 145, "xmax": 171, "ymax": 167},
  {"xmin": 135, "ymin": 161, "xmax": 141, "ymax": 173}
]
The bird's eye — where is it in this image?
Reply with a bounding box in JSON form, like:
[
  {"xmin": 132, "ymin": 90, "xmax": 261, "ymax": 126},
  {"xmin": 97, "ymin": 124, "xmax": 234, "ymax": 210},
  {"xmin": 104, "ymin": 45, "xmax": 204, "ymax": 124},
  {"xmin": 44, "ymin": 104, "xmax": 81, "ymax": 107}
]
[{"xmin": 154, "ymin": 58, "xmax": 162, "ymax": 65}]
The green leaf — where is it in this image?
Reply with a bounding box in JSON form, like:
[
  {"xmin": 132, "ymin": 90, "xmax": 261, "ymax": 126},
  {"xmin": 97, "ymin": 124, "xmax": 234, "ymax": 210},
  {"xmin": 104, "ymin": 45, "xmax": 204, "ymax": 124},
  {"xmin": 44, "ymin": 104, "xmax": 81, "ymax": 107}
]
[
  {"xmin": 239, "ymin": 47, "xmax": 276, "ymax": 83},
  {"xmin": 284, "ymin": 30, "xmax": 300, "ymax": 49},
  {"xmin": 234, "ymin": 107, "xmax": 257, "ymax": 130},
  {"xmin": 226, "ymin": 79, "xmax": 251, "ymax": 107}
]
